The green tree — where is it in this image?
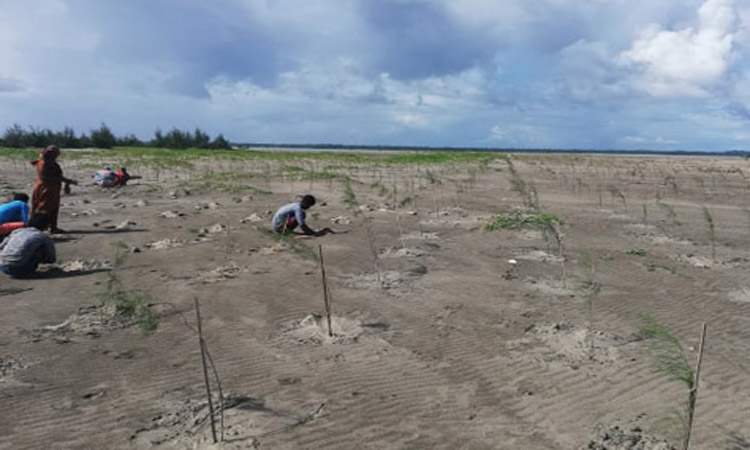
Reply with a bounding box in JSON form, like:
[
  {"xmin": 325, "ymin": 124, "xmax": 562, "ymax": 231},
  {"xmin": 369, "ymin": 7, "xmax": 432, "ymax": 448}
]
[
  {"xmin": 210, "ymin": 133, "xmax": 231, "ymax": 150},
  {"xmin": 2, "ymin": 124, "xmax": 26, "ymax": 147},
  {"xmin": 90, "ymin": 123, "xmax": 116, "ymax": 149}
]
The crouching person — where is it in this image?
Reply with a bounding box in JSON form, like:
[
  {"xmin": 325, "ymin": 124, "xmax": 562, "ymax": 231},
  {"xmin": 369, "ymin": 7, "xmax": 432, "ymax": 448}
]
[
  {"xmin": 0, "ymin": 213, "xmax": 55, "ymax": 278},
  {"xmin": 271, "ymin": 195, "xmax": 334, "ymax": 236}
]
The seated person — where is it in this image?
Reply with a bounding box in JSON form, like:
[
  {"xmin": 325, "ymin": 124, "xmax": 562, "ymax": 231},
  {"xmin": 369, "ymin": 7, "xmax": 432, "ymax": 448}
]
[
  {"xmin": 93, "ymin": 167, "xmax": 137, "ymax": 187},
  {"xmin": 0, "ymin": 213, "xmax": 56, "ymax": 278},
  {"xmin": 0, "ymin": 193, "xmax": 30, "ymax": 225},
  {"xmin": 271, "ymin": 195, "xmax": 333, "ymax": 236}
]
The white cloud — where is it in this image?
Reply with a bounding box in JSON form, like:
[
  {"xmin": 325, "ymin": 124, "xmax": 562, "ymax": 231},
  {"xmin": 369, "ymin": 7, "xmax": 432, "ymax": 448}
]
[
  {"xmin": 619, "ymin": 0, "xmax": 737, "ymax": 98},
  {"xmin": 489, "ymin": 123, "xmax": 549, "ymax": 146},
  {"xmin": 623, "ymin": 135, "xmax": 679, "ymax": 145}
]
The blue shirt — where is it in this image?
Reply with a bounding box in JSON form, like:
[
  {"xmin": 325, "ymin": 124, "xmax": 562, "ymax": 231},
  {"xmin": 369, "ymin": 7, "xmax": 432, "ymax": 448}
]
[{"xmin": 0, "ymin": 201, "xmax": 29, "ymax": 224}]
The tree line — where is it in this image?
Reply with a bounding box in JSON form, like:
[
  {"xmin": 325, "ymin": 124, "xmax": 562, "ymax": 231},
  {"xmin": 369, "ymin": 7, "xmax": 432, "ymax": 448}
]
[{"xmin": 0, "ymin": 123, "xmax": 232, "ymax": 150}]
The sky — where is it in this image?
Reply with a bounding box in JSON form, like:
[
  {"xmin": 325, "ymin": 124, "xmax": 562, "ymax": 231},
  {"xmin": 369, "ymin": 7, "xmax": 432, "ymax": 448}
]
[{"xmin": 1, "ymin": 0, "xmax": 749, "ymax": 151}]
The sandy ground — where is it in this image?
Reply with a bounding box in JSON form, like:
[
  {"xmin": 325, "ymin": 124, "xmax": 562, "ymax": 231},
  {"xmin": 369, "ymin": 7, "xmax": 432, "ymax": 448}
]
[{"xmin": 0, "ymin": 150, "xmax": 749, "ymax": 449}]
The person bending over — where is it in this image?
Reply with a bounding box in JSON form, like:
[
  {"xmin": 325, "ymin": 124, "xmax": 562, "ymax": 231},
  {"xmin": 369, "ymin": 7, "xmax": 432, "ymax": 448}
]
[
  {"xmin": 0, "ymin": 213, "xmax": 56, "ymax": 278},
  {"xmin": 271, "ymin": 195, "xmax": 333, "ymax": 236},
  {"xmin": 0, "ymin": 193, "xmax": 30, "ymax": 225}
]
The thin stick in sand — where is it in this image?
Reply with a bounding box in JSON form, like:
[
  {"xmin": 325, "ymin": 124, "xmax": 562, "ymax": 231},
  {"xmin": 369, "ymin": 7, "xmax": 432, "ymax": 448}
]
[
  {"xmin": 683, "ymin": 322, "xmax": 707, "ymax": 450},
  {"xmin": 318, "ymin": 245, "xmax": 333, "ymax": 337},
  {"xmin": 195, "ymin": 297, "xmax": 218, "ymax": 444}
]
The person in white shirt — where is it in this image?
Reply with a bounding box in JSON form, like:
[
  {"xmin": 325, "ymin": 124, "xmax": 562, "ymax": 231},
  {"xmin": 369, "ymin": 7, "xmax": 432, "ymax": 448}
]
[{"xmin": 271, "ymin": 195, "xmax": 333, "ymax": 236}]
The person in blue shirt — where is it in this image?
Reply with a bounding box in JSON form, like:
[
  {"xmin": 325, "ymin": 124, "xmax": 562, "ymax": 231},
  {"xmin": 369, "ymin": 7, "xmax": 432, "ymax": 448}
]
[
  {"xmin": 271, "ymin": 195, "xmax": 334, "ymax": 236},
  {"xmin": 0, "ymin": 193, "xmax": 30, "ymax": 225}
]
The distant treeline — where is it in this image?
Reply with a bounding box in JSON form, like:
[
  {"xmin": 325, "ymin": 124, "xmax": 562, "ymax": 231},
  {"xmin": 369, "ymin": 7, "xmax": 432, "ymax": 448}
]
[{"xmin": 0, "ymin": 123, "xmax": 232, "ymax": 150}]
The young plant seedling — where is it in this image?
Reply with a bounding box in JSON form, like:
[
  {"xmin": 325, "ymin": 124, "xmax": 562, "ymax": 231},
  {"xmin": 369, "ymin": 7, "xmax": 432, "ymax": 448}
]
[{"xmin": 637, "ymin": 313, "xmax": 707, "ymax": 450}]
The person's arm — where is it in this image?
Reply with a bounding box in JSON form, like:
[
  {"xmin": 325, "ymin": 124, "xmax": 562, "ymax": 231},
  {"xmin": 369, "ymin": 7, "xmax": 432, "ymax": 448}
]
[
  {"xmin": 20, "ymin": 203, "xmax": 29, "ymax": 223},
  {"xmin": 295, "ymin": 207, "xmax": 318, "ymax": 236},
  {"xmin": 300, "ymin": 223, "xmax": 318, "ymax": 236}
]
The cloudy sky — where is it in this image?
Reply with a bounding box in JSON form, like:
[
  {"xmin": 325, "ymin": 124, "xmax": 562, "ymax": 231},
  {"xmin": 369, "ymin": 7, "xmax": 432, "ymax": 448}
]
[{"xmin": 1, "ymin": 0, "xmax": 749, "ymax": 150}]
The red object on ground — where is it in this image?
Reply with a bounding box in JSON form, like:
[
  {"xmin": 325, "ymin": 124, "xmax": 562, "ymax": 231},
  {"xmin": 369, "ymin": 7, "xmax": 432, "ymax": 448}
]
[{"xmin": 0, "ymin": 222, "xmax": 24, "ymax": 238}]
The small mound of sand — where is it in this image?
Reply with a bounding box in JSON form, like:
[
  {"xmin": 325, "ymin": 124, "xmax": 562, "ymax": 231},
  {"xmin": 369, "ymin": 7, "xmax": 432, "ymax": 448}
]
[
  {"xmin": 160, "ymin": 210, "xmax": 184, "ymax": 219},
  {"xmin": 330, "ymin": 215, "xmax": 351, "ymax": 225},
  {"xmin": 609, "ymin": 213, "xmax": 635, "ymax": 223},
  {"xmin": 584, "ymin": 423, "xmax": 676, "ymax": 450},
  {"xmin": 515, "ymin": 249, "xmax": 563, "ymax": 263},
  {"xmin": 344, "ymin": 266, "xmax": 427, "ymax": 290},
  {"xmin": 131, "ymin": 394, "xmax": 258, "ymax": 447},
  {"xmin": 280, "ymin": 313, "xmax": 390, "ymax": 345},
  {"xmin": 509, "ymin": 323, "xmax": 639, "ymax": 366},
  {"xmin": 401, "ymin": 231, "xmax": 439, "ymax": 241},
  {"xmin": 25, "ymin": 302, "xmax": 157, "ymax": 342},
  {"xmin": 380, "ymin": 247, "xmax": 428, "ymax": 258},
  {"xmin": 0, "ymin": 356, "xmax": 26, "ymax": 379},
  {"xmin": 728, "ymin": 288, "xmax": 750, "ymax": 304},
  {"xmin": 197, "ymin": 265, "xmax": 242, "ymax": 284},
  {"xmin": 675, "ymin": 254, "xmax": 713, "ymax": 268},
  {"xmin": 54, "ymin": 259, "xmax": 111, "ymax": 272},
  {"xmin": 132, "ymin": 392, "xmax": 325, "ymax": 449},
  {"xmin": 259, "ymin": 242, "xmax": 288, "ymax": 255},
  {"xmin": 240, "ymin": 213, "xmax": 264, "ymax": 223},
  {"xmin": 526, "ymin": 278, "xmax": 577, "ymax": 298},
  {"xmin": 146, "ymin": 238, "xmax": 184, "ymax": 250},
  {"xmin": 207, "ymin": 223, "xmax": 226, "ymax": 233}
]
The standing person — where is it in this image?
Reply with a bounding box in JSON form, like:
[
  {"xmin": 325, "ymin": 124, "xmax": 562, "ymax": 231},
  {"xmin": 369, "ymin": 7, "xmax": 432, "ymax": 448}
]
[
  {"xmin": 0, "ymin": 213, "xmax": 56, "ymax": 278},
  {"xmin": 271, "ymin": 195, "xmax": 334, "ymax": 236},
  {"xmin": 0, "ymin": 193, "xmax": 29, "ymax": 224},
  {"xmin": 30, "ymin": 145, "xmax": 77, "ymax": 233}
]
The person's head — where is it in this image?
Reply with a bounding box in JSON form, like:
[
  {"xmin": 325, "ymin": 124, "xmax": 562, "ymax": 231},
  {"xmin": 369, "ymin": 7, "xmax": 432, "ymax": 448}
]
[
  {"xmin": 119, "ymin": 167, "xmax": 129, "ymax": 175},
  {"xmin": 27, "ymin": 213, "xmax": 50, "ymax": 230},
  {"xmin": 300, "ymin": 194, "xmax": 316, "ymax": 210},
  {"xmin": 12, "ymin": 193, "xmax": 29, "ymax": 203},
  {"xmin": 42, "ymin": 145, "xmax": 60, "ymax": 161}
]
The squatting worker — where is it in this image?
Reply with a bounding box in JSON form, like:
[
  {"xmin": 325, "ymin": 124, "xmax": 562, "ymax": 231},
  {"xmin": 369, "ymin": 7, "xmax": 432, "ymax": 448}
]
[
  {"xmin": 0, "ymin": 193, "xmax": 30, "ymax": 225},
  {"xmin": 271, "ymin": 194, "xmax": 334, "ymax": 237},
  {"xmin": 0, "ymin": 213, "xmax": 56, "ymax": 278}
]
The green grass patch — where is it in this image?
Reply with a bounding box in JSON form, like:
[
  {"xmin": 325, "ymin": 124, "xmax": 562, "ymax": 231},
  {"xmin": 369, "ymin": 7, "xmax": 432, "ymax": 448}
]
[
  {"xmin": 485, "ymin": 211, "xmax": 563, "ymax": 231},
  {"xmin": 260, "ymin": 228, "xmax": 316, "ymax": 260},
  {"xmin": 97, "ymin": 241, "xmax": 158, "ymax": 335}
]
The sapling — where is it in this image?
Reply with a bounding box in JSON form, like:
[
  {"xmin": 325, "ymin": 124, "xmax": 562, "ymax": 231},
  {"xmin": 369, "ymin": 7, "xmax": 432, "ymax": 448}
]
[
  {"xmin": 579, "ymin": 252, "xmax": 600, "ymax": 356},
  {"xmin": 658, "ymin": 202, "xmax": 678, "ymax": 226},
  {"xmin": 606, "ymin": 184, "xmax": 627, "ymax": 209},
  {"xmin": 701, "ymin": 205, "xmax": 716, "ymax": 262},
  {"xmin": 638, "ymin": 313, "xmax": 707, "ymax": 450},
  {"xmin": 364, "ymin": 217, "xmax": 382, "ymax": 286}
]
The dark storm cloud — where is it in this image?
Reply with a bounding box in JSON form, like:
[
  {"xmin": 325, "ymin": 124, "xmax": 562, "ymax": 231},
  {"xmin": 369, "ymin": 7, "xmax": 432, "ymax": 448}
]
[{"xmin": 357, "ymin": 0, "xmax": 498, "ymax": 79}]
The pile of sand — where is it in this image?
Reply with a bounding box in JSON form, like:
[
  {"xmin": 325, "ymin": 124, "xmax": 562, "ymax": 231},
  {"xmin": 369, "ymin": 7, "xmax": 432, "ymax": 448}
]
[
  {"xmin": 145, "ymin": 238, "xmax": 184, "ymax": 250},
  {"xmin": 197, "ymin": 265, "xmax": 243, "ymax": 284},
  {"xmin": 344, "ymin": 265, "xmax": 427, "ymax": 290},
  {"xmin": 54, "ymin": 259, "xmax": 111, "ymax": 273},
  {"xmin": 509, "ymin": 323, "xmax": 639, "ymax": 366},
  {"xmin": 0, "ymin": 356, "xmax": 26, "ymax": 380},
  {"xmin": 584, "ymin": 423, "xmax": 676, "ymax": 450},
  {"xmin": 277, "ymin": 313, "xmax": 390, "ymax": 345}
]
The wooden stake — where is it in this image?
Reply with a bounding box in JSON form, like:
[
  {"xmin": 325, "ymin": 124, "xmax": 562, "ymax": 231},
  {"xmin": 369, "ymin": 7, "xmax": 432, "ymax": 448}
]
[
  {"xmin": 318, "ymin": 245, "xmax": 333, "ymax": 337},
  {"xmin": 195, "ymin": 297, "xmax": 217, "ymax": 444},
  {"xmin": 683, "ymin": 322, "xmax": 707, "ymax": 450}
]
